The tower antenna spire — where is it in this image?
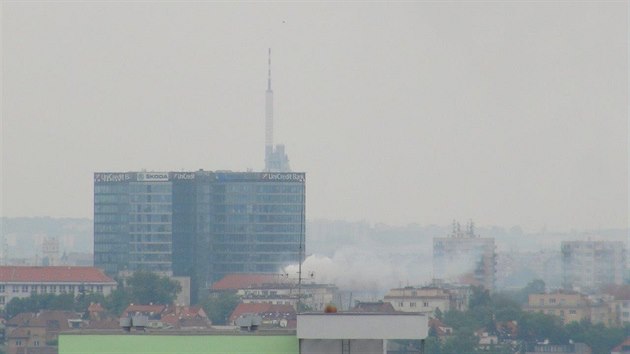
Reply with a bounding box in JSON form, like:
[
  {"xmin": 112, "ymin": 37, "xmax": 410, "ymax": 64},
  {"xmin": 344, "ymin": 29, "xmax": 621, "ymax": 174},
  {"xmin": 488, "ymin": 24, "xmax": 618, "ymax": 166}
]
[
  {"xmin": 267, "ymin": 48, "xmax": 272, "ymax": 91},
  {"xmin": 264, "ymin": 48, "xmax": 274, "ymax": 170}
]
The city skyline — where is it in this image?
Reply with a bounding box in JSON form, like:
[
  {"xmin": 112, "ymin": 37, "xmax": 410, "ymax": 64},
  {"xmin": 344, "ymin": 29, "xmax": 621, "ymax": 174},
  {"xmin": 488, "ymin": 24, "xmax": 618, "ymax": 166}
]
[{"xmin": 2, "ymin": 2, "xmax": 627, "ymax": 232}]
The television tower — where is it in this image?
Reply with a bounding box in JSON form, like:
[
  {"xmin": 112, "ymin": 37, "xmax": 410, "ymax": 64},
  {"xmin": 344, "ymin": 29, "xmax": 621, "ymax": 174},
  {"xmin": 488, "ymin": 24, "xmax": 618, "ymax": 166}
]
[
  {"xmin": 263, "ymin": 48, "xmax": 291, "ymax": 172},
  {"xmin": 264, "ymin": 48, "xmax": 274, "ymax": 170}
]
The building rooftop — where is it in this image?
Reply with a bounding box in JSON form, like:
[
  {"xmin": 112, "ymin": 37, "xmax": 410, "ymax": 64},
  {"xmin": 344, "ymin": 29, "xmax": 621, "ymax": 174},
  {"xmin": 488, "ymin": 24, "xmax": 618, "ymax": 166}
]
[
  {"xmin": 0, "ymin": 266, "xmax": 115, "ymax": 283},
  {"xmin": 229, "ymin": 303, "xmax": 295, "ymax": 324},
  {"xmin": 60, "ymin": 328, "xmax": 297, "ymax": 336}
]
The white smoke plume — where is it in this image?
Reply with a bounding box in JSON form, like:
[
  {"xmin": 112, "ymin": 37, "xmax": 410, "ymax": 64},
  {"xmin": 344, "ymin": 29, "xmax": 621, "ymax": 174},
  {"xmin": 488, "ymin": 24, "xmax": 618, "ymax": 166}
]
[{"xmin": 284, "ymin": 246, "xmax": 434, "ymax": 292}]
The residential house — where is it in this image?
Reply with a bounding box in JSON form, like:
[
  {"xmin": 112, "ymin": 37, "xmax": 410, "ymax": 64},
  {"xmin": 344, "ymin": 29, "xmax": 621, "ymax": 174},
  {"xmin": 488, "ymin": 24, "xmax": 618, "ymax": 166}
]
[
  {"xmin": 524, "ymin": 291, "xmax": 590, "ymax": 325},
  {"xmin": 229, "ymin": 303, "xmax": 296, "ymax": 329},
  {"xmin": 6, "ymin": 310, "xmax": 83, "ymax": 354},
  {"xmin": 475, "ymin": 329, "xmax": 499, "ymax": 349},
  {"xmin": 211, "ymin": 273, "xmax": 338, "ymax": 311},
  {"xmin": 525, "ymin": 343, "xmax": 591, "ymax": 354},
  {"xmin": 160, "ymin": 306, "xmax": 211, "ymax": 330},
  {"xmin": 611, "ymin": 338, "xmax": 630, "ymax": 354},
  {"xmin": 428, "ymin": 318, "xmax": 453, "ymax": 341},
  {"xmin": 383, "ymin": 285, "xmax": 469, "ymax": 316},
  {"xmin": 121, "ymin": 304, "xmax": 210, "ymax": 329}
]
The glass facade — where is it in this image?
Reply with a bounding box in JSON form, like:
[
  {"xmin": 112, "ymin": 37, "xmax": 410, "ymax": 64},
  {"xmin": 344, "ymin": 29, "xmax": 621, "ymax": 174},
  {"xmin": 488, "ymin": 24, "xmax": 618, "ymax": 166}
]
[
  {"xmin": 94, "ymin": 171, "xmax": 305, "ymax": 300},
  {"xmin": 128, "ymin": 182, "xmax": 173, "ymax": 273},
  {"xmin": 209, "ymin": 174, "xmax": 305, "ymax": 282},
  {"xmin": 94, "ymin": 182, "xmax": 130, "ymax": 275}
]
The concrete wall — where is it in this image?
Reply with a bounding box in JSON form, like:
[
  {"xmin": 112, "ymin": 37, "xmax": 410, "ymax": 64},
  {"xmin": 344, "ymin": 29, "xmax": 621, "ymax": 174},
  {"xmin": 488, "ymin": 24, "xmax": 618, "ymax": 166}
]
[
  {"xmin": 297, "ymin": 314, "xmax": 428, "ymax": 340},
  {"xmin": 172, "ymin": 276, "xmax": 191, "ymax": 306},
  {"xmin": 300, "ymin": 339, "xmax": 383, "ymax": 354}
]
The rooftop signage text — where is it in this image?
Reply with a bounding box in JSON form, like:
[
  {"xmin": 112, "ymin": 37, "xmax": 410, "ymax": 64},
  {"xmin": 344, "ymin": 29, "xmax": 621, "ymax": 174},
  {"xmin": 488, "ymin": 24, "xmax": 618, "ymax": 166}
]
[
  {"xmin": 94, "ymin": 173, "xmax": 133, "ymax": 183},
  {"xmin": 137, "ymin": 172, "xmax": 169, "ymax": 181}
]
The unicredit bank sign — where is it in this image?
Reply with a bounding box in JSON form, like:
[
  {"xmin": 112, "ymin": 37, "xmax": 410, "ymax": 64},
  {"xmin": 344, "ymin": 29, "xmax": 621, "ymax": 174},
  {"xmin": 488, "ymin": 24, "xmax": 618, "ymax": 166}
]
[{"xmin": 261, "ymin": 173, "xmax": 305, "ymax": 182}]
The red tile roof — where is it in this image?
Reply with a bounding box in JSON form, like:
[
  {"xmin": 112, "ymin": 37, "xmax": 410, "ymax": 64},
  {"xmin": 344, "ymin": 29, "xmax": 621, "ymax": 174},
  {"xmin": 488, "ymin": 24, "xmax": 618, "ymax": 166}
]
[
  {"xmin": 88, "ymin": 303, "xmax": 105, "ymax": 313},
  {"xmin": 211, "ymin": 274, "xmax": 286, "ymax": 290},
  {"xmin": 178, "ymin": 306, "xmax": 207, "ymax": 319},
  {"xmin": 612, "ymin": 337, "xmax": 630, "ymax": 353},
  {"xmin": 229, "ymin": 303, "xmax": 295, "ymax": 324},
  {"xmin": 8, "ymin": 311, "xmax": 82, "ymax": 330},
  {"xmin": 122, "ymin": 304, "xmax": 166, "ymax": 316},
  {"xmin": 429, "ymin": 318, "xmax": 453, "ymax": 337},
  {"xmin": 160, "ymin": 314, "xmax": 180, "ymax": 327},
  {"xmin": 7, "ymin": 312, "xmax": 36, "ymax": 325},
  {"xmin": 0, "ymin": 266, "xmax": 115, "ymax": 283}
]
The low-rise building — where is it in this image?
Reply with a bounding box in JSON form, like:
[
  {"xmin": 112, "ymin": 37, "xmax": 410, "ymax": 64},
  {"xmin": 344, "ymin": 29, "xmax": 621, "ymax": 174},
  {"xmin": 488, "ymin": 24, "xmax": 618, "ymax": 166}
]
[
  {"xmin": 6, "ymin": 310, "xmax": 83, "ymax": 354},
  {"xmin": 121, "ymin": 304, "xmax": 210, "ymax": 329},
  {"xmin": 611, "ymin": 337, "xmax": 630, "ymax": 354},
  {"xmin": 229, "ymin": 303, "xmax": 296, "ymax": 329},
  {"xmin": 525, "ymin": 343, "xmax": 591, "ymax": 354},
  {"xmin": 211, "ymin": 274, "xmax": 338, "ymax": 311},
  {"xmin": 0, "ymin": 266, "xmax": 117, "ymax": 308},
  {"xmin": 525, "ymin": 291, "xmax": 591, "ymax": 325},
  {"xmin": 56, "ymin": 311, "xmax": 430, "ymax": 354},
  {"xmin": 383, "ymin": 284, "xmax": 469, "ymax": 316}
]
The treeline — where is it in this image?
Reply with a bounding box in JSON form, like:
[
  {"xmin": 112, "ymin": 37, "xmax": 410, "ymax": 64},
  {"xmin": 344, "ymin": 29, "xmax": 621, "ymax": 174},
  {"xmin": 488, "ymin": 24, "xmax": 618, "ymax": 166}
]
[
  {"xmin": 424, "ymin": 281, "xmax": 629, "ymax": 354},
  {"xmin": 3, "ymin": 271, "xmax": 181, "ymax": 319}
]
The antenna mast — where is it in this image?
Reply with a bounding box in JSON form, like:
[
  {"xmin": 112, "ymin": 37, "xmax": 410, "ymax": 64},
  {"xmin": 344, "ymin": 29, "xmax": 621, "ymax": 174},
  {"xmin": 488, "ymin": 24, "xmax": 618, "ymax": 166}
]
[{"xmin": 264, "ymin": 48, "xmax": 274, "ymax": 171}]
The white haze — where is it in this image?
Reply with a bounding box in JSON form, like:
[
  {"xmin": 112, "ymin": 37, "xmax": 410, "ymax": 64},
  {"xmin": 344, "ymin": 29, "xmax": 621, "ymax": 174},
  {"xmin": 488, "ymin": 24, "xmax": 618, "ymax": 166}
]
[
  {"xmin": 284, "ymin": 245, "xmax": 489, "ymax": 292},
  {"xmin": 2, "ymin": 2, "xmax": 627, "ymax": 232}
]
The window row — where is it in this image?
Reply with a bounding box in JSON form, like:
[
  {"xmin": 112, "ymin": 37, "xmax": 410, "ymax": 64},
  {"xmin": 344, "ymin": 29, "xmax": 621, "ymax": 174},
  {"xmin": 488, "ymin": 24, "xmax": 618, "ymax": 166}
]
[
  {"xmin": 2, "ymin": 284, "xmax": 104, "ymax": 294},
  {"xmin": 131, "ymin": 204, "xmax": 172, "ymax": 213},
  {"xmin": 129, "ymin": 183, "xmax": 172, "ymax": 193},
  {"xmin": 95, "ymin": 185, "xmax": 128, "ymax": 194},
  {"xmin": 95, "ymin": 194, "xmax": 129, "ymax": 203}
]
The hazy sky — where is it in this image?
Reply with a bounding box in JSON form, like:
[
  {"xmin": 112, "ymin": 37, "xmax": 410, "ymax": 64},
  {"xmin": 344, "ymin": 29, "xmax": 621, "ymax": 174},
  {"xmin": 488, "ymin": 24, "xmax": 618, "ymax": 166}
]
[{"xmin": 1, "ymin": 2, "xmax": 627, "ymax": 232}]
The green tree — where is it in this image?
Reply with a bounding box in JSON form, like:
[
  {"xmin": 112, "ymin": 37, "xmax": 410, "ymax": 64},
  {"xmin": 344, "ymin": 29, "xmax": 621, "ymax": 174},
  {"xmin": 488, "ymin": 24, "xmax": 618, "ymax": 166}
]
[
  {"xmin": 491, "ymin": 292, "xmax": 522, "ymax": 322},
  {"xmin": 434, "ymin": 307, "xmax": 443, "ymax": 320},
  {"xmin": 424, "ymin": 336, "xmax": 442, "ymax": 354},
  {"xmin": 518, "ymin": 311, "xmax": 567, "ymax": 344},
  {"xmin": 104, "ymin": 287, "xmax": 132, "ymax": 316},
  {"xmin": 74, "ymin": 292, "xmax": 106, "ymax": 314},
  {"xmin": 201, "ymin": 293, "xmax": 240, "ymax": 325},
  {"xmin": 469, "ymin": 286, "xmax": 492, "ymax": 309},
  {"xmin": 5, "ymin": 293, "xmax": 75, "ymax": 319},
  {"xmin": 441, "ymin": 327, "xmax": 478, "ymax": 354},
  {"xmin": 566, "ymin": 320, "xmax": 626, "ymax": 354},
  {"xmin": 125, "ymin": 271, "xmax": 182, "ymax": 305},
  {"xmin": 297, "ymin": 302, "xmax": 313, "ymax": 312},
  {"xmin": 444, "ymin": 309, "xmax": 478, "ymax": 330}
]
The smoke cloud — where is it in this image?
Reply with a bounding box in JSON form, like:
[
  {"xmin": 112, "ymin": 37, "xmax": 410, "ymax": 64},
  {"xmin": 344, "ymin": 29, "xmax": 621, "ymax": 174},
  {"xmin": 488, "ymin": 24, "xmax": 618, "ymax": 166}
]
[{"xmin": 285, "ymin": 247, "xmax": 434, "ymax": 292}]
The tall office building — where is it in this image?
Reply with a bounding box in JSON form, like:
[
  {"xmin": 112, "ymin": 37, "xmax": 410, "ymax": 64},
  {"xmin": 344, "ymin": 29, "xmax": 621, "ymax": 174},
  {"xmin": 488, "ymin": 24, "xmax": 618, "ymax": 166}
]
[
  {"xmin": 561, "ymin": 240, "xmax": 626, "ymax": 292},
  {"xmin": 432, "ymin": 221, "xmax": 496, "ymax": 290},
  {"xmin": 94, "ymin": 171, "xmax": 305, "ymax": 300},
  {"xmin": 264, "ymin": 48, "xmax": 291, "ymax": 172}
]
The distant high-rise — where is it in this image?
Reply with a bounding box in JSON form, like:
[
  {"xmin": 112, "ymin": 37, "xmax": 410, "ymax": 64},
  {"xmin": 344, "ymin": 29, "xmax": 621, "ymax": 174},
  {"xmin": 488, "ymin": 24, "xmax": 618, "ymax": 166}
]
[
  {"xmin": 94, "ymin": 170, "xmax": 305, "ymax": 301},
  {"xmin": 561, "ymin": 240, "xmax": 626, "ymax": 292},
  {"xmin": 432, "ymin": 220, "xmax": 496, "ymax": 290},
  {"xmin": 264, "ymin": 48, "xmax": 291, "ymax": 172}
]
